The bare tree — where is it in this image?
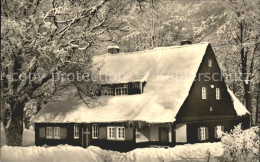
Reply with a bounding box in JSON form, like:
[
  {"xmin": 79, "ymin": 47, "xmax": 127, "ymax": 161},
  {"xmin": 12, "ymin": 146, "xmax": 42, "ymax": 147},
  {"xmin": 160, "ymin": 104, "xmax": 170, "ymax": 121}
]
[
  {"xmin": 1, "ymin": 0, "xmax": 128, "ymax": 146},
  {"xmin": 217, "ymin": 0, "xmax": 260, "ymax": 126}
]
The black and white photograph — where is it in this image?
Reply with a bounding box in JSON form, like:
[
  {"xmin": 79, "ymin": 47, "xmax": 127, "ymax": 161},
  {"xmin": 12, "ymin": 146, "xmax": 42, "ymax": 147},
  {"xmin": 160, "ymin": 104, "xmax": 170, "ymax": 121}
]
[{"xmin": 1, "ymin": 0, "xmax": 259, "ymax": 161}]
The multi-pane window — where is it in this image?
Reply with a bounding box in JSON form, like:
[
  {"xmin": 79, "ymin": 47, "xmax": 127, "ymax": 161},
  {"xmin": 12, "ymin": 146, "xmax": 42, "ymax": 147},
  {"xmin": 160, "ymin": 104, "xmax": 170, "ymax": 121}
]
[
  {"xmin": 46, "ymin": 127, "xmax": 53, "ymax": 139},
  {"xmin": 74, "ymin": 124, "xmax": 79, "ymax": 138},
  {"xmin": 107, "ymin": 127, "xmax": 116, "ymax": 140},
  {"xmin": 208, "ymin": 59, "xmax": 212, "ymax": 67},
  {"xmin": 198, "ymin": 127, "xmax": 208, "ymax": 141},
  {"xmin": 115, "ymin": 87, "xmax": 128, "ymax": 95},
  {"xmin": 107, "ymin": 126, "xmax": 125, "ymax": 140},
  {"xmin": 115, "ymin": 85, "xmax": 128, "ymax": 95},
  {"xmin": 117, "ymin": 127, "xmax": 125, "ymax": 140},
  {"xmin": 54, "ymin": 127, "xmax": 60, "ymax": 139},
  {"xmin": 215, "ymin": 125, "xmax": 224, "ymax": 139},
  {"xmin": 216, "ymin": 88, "xmax": 220, "ymax": 100},
  {"xmin": 92, "ymin": 124, "xmax": 98, "ymax": 139},
  {"xmin": 202, "ymin": 87, "xmax": 207, "ymax": 99},
  {"xmin": 102, "ymin": 87, "xmax": 113, "ymax": 96}
]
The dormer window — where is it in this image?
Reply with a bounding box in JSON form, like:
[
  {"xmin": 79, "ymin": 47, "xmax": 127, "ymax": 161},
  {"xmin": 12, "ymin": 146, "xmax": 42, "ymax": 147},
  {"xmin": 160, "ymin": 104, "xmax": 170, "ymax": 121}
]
[
  {"xmin": 101, "ymin": 83, "xmax": 142, "ymax": 96},
  {"xmin": 115, "ymin": 86, "xmax": 128, "ymax": 95},
  {"xmin": 208, "ymin": 59, "xmax": 212, "ymax": 67},
  {"xmin": 101, "ymin": 87, "xmax": 113, "ymax": 96},
  {"xmin": 114, "ymin": 84, "xmax": 128, "ymax": 95}
]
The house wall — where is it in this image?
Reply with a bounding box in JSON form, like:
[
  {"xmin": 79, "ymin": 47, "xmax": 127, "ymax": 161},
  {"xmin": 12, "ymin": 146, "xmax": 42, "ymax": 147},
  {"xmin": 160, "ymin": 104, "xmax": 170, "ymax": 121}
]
[
  {"xmin": 35, "ymin": 123, "xmax": 83, "ymax": 147},
  {"xmin": 136, "ymin": 123, "xmax": 172, "ymax": 143},
  {"xmin": 136, "ymin": 125, "xmax": 150, "ymax": 143},
  {"xmin": 174, "ymin": 44, "xmax": 248, "ymax": 144},
  {"xmin": 90, "ymin": 123, "xmax": 135, "ymax": 152},
  {"xmin": 180, "ymin": 119, "xmax": 241, "ymax": 144},
  {"xmin": 149, "ymin": 123, "xmax": 172, "ymax": 142},
  {"xmin": 175, "ymin": 123, "xmax": 187, "ymax": 143}
]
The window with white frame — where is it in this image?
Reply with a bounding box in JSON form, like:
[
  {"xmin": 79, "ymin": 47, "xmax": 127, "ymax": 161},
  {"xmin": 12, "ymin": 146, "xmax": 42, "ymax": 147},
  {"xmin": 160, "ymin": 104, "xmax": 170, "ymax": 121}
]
[
  {"xmin": 202, "ymin": 87, "xmax": 207, "ymax": 99},
  {"xmin": 107, "ymin": 127, "xmax": 116, "ymax": 140},
  {"xmin": 117, "ymin": 127, "xmax": 125, "ymax": 140},
  {"xmin": 215, "ymin": 125, "xmax": 224, "ymax": 139},
  {"xmin": 101, "ymin": 87, "xmax": 113, "ymax": 96},
  {"xmin": 198, "ymin": 127, "xmax": 208, "ymax": 141},
  {"xmin": 46, "ymin": 127, "xmax": 53, "ymax": 139},
  {"xmin": 54, "ymin": 127, "xmax": 60, "ymax": 139},
  {"xmin": 208, "ymin": 59, "xmax": 212, "ymax": 67},
  {"xmin": 216, "ymin": 88, "xmax": 220, "ymax": 100},
  {"xmin": 115, "ymin": 85, "xmax": 128, "ymax": 95},
  {"xmin": 74, "ymin": 124, "xmax": 79, "ymax": 138},
  {"xmin": 92, "ymin": 124, "xmax": 98, "ymax": 139}
]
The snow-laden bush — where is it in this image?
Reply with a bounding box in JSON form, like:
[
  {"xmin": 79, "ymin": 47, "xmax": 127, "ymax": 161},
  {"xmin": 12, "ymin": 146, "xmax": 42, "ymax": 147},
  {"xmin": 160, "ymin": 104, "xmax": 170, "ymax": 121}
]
[{"xmin": 221, "ymin": 124, "xmax": 259, "ymax": 162}]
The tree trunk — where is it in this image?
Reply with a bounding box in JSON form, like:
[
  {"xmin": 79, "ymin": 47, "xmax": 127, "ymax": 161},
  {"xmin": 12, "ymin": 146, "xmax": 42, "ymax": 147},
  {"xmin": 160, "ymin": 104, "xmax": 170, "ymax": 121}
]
[
  {"xmin": 4, "ymin": 101, "xmax": 25, "ymax": 146},
  {"xmin": 240, "ymin": 47, "xmax": 252, "ymax": 127},
  {"xmin": 243, "ymin": 82, "xmax": 252, "ymax": 127}
]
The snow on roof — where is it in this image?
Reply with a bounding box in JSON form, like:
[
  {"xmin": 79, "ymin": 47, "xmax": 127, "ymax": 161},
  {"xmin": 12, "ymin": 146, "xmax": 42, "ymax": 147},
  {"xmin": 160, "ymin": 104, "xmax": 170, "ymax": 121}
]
[
  {"xmin": 227, "ymin": 87, "xmax": 250, "ymax": 116},
  {"xmin": 33, "ymin": 42, "xmax": 241, "ymax": 123}
]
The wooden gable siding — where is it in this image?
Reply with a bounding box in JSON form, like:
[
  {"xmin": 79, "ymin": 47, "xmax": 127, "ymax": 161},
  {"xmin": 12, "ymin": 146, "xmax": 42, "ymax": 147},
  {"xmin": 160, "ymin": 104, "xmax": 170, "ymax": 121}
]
[{"xmin": 176, "ymin": 44, "xmax": 237, "ymax": 122}]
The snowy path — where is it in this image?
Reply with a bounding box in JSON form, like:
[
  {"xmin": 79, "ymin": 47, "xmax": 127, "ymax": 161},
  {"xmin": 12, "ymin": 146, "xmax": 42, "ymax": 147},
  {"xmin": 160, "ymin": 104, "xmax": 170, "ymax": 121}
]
[{"xmin": 1, "ymin": 143, "xmax": 224, "ymax": 162}]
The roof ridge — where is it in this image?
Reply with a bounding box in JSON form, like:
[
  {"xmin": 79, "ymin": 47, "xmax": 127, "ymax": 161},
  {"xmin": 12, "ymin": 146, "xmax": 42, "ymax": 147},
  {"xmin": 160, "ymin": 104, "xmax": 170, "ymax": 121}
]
[{"xmin": 95, "ymin": 42, "xmax": 210, "ymax": 58}]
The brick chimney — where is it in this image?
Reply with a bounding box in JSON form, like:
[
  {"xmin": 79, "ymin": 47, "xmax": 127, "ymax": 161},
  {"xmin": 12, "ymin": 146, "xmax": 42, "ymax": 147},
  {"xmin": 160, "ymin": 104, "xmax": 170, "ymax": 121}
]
[
  {"xmin": 181, "ymin": 40, "xmax": 192, "ymax": 45},
  {"xmin": 107, "ymin": 46, "xmax": 120, "ymax": 54}
]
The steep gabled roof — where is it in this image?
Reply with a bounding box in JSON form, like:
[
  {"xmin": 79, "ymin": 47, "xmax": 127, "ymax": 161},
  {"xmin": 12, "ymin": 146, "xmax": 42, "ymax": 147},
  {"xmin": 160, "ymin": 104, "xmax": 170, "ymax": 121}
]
[{"xmin": 32, "ymin": 42, "xmax": 249, "ymax": 123}]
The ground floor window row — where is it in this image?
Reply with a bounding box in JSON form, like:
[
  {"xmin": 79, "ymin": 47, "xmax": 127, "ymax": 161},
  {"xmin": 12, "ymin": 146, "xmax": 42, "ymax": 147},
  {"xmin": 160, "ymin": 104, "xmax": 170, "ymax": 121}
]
[
  {"xmin": 176, "ymin": 124, "xmax": 224, "ymax": 143},
  {"xmin": 39, "ymin": 125, "xmax": 224, "ymax": 141},
  {"xmin": 39, "ymin": 125, "xmax": 125, "ymax": 140}
]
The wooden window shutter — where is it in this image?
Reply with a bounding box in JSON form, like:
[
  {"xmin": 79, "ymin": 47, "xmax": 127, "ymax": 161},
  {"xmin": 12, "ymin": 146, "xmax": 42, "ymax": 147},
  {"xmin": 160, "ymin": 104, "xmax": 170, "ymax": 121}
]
[
  {"xmin": 205, "ymin": 127, "xmax": 209, "ymax": 140},
  {"xmin": 214, "ymin": 126, "xmax": 217, "ymax": 138},
  {"xmin": 98, "ymin": 127, "xmax": 106, "ymax": 139},
  {"xmin": 39, "ymin": 127, "xmax": 45, "ymax": 138},
  {"xmin": 197, "ymin": 128, "xmax": 201, "ymax": 140},
  {"xmin": 60, "ymin": 127, "xmax": 67, "ymax": 139}
]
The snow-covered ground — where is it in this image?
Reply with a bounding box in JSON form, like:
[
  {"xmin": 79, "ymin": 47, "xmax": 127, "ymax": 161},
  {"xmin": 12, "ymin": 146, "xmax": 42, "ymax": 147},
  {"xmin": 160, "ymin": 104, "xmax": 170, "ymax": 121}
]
[
  {"xmin": 1, "ymin": 127, "xmax": 224, "ymax": 162},
  {"xmin": 1, "ymin": 142, "xmax": 224, "ymax": 162}
]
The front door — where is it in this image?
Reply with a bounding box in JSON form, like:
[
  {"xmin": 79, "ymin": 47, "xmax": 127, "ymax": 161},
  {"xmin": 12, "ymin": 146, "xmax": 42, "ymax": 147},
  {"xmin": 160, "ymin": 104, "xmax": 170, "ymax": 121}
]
[
  {"xmin": 82, "ymin": 126, "xmax": 90, "ymax": 148},
  {"xmin": 159, "ymin": 127, "xmax": 169, "ymax": 142}
]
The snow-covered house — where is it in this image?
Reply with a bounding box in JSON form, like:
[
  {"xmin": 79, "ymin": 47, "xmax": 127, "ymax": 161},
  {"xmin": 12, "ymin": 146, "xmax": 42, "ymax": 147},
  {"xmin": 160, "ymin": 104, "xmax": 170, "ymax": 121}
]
[{"xmin": 32, "ymin": 42, "xmax": 250, "ymax": 151}]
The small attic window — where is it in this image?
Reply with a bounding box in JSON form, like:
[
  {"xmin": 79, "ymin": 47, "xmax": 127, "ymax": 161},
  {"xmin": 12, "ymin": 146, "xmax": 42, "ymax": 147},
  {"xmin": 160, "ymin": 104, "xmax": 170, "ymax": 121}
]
[
  {"xmin": 216, "ymin": 88, "xmax": 221, "ymax": 100},
  {"xmin": 202, "ymin": 87, "xmax": 207, "ymax": 99},
  {"xmin": 210, "ymin": 106, "xmax": 213, "ymax": 111},
  {"xmin": 208, "ymin": 59, "xmax": 212, "ymax": 67}
]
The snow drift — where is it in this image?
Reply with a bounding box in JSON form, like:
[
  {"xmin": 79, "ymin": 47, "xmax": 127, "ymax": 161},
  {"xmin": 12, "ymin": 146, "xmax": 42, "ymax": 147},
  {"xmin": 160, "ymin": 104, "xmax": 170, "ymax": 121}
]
[{"xmin": 1, "ymin": 142, "xmax": 224, "ymax": 162}]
